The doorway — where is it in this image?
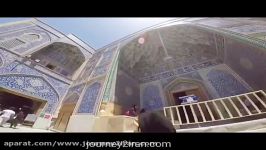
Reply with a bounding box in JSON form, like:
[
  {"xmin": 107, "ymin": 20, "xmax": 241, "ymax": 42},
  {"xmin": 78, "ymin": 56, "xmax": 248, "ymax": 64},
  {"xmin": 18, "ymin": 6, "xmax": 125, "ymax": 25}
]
[
  {"xmin": 0, "ymin": 88, "xmax": 46, "ymax": 120},
  {"xmin": 53, "ymin": 93, "xmax": 79, "ymax": 132},
  {"xmin": 172, "ymin": 87, "xmax": 207, "ymax": 105},
  {"xmin": 173, "ymin": 91, "xmax": 186, "ymax": 105},
  {"xmin": 171, "ymin": 87, "xmax": 212, "ymax": 123},
  {"xmin": 53, "ymin": 103, "xmax": 76, "ymax": 132}
]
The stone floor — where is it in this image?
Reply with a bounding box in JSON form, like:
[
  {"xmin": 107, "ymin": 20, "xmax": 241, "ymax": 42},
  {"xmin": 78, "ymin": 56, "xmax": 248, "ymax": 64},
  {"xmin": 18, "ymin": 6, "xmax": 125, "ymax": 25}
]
[
  {"xmin": 239, "ymin": 128, "xmax": 266, "ymax": 132},
  {"xmin": 0, "ymin": 124, "xmax": 53, "ymax": 133},
  {"xmin": 176, "ymin": 118, "xmax": 266, "ymax": 132},
  {"xmin": 1, "ymin": 119, "xmax": 266, "ymax": 133}
]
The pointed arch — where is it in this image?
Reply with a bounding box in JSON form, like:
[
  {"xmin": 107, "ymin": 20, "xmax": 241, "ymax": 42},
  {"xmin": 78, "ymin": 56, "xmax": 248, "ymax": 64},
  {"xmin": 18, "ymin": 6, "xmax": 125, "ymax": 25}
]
[
  {"xmin": 0, "ymin": 74, "xmax": 59, "ymax": 113},
  {"xmin": 164, "ymin": 78, "xmax": 210, "ymax": 106},
  {"xmin": 20, "ymin": 33, "xmax": 40, "ymax": 42},
  {"xmin": 30, "ymin": 42, "xmax": 86, "ymax": 78}
]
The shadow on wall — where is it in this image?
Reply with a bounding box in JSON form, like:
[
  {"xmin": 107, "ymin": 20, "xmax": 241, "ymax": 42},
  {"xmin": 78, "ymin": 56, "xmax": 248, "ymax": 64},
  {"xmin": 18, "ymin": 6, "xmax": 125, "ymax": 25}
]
[
  {"xmin": 114, "ymin": 69, "xmax": 140, "ymax": 115},
  {"xmin": 224, "ymin": 38, "xmax": 266, "ymax": 91}
]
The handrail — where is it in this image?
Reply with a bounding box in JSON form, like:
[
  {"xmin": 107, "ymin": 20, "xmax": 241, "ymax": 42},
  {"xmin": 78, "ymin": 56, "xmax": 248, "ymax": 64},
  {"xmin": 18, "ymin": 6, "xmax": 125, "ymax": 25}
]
[{"xmin": 164, "ymin": 90, "xmax": 266, "ymax": 128}]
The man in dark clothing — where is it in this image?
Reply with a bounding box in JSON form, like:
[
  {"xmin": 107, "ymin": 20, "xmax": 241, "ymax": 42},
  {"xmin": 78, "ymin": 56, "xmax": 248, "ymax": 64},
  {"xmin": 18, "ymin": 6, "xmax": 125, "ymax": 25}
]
[
  {"xmin": 10, "ymin": 109, "xmax": 25, "ymax": 128},
  {"xmin": 0, "ymin": 104, "xmax": 3, "ymax": 112},
  {"xmin": 138, "ymin": 111, "xmax": 176, "ymax": 133}
]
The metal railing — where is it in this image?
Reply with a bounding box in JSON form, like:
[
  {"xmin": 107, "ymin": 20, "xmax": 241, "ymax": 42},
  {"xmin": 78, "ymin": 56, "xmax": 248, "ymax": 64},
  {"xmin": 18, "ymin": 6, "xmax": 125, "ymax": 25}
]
[{"xmin": 164, "ymin": 90, "xmax": 266, "ymax": 128}]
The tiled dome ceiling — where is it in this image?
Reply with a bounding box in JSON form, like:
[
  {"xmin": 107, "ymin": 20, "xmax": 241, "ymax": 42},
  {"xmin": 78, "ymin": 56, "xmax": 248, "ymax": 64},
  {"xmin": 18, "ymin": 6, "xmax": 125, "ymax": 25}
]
[{"xmin": 119, "ymin": 24, "xmax": 218, "ymax": 80}]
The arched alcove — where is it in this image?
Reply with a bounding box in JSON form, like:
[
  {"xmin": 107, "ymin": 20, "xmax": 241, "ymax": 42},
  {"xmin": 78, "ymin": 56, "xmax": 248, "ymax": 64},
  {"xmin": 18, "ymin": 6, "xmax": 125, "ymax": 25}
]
[
  {"xmin": 164, "ymin": 78, "xmax": 210, "ymax": 106},
  {"xmin": 30, "ymin": 42, "xmax": 86, "ymax": 78},
  {"xmin": 0, "ymin": 74, "xmax": 59, "ymax": 113},
  {"xmin": 115, "ymin": 24, "xmax": 221, "ymax": 114},
  {"xmin": 20, "ymin": 33, "xmax": 40, "ymax": 42},
  {"xmin": 54, "ymin": 92, "xmax": 80, "ymax": 132},
  {"xmin": 118, "ymin": 24, "xmax": 219, "ymax": 81}
]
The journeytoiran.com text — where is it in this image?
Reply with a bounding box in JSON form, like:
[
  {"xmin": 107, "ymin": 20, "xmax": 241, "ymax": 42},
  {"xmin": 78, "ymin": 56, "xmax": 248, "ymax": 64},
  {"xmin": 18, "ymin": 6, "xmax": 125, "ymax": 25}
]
[{"xmin": 3, "ymin": 141, "xmax": 171, "ymax": 149}]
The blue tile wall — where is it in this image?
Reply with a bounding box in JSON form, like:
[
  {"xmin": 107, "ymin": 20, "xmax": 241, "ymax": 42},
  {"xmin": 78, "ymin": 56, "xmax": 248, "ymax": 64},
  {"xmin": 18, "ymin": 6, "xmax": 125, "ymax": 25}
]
[
  {"xmin": 0, "ymin": 48, "xmax": 18, "ymax": 67},
  {"xmin": 75, "ymin": 53, "xmax": 102, "ymax": 83},
  {"xmin": 115, "ymin": 70, "xmax": 140, "ymax": 113},
  {"xmin": 0, "ymin": 62, "xmax": 69, "ymax": 98},
  {"xmin": 77, "ymin": 82, "xmax": 102, "ymax": 114},
  {"xmin": 225, "ymin": 38, "xmax": 266, "ymax": 90},
  {"xmin": 63, "ymin": 83, "xmax": 85, "ymax": 104},
  {"xmin": 140, "ymin": 59, "xmax": 222, "ymax": 83},
  {"xmin": 142, "ymin": 85, "xmax": 163, "ymax": 111},
  {"xmin": 0, "ymin": 55, "xmax": 2, "ymax": 67},
  {"xmin": 0, "ymin": 46, "xmax": 70, "ymax": 101},
  {"xmin": 160, "ymin": 71, "xmax": 203, "ymax": 89},
  {"xmin": 214, "ymin": 33, "xmax": 225, "ymax": 62},
  {"xmin": 0, "ymin": 75, "xmax": 58, "ymax": 113},
  {"xmin": 207, "ymin": 69, "xmax": 250, "ymax": 97},
  {"xmin": 91, "ymin": 65, "xmax": 109, "ymax": 78},
  {"xmin": 180, "ymin": 71, "xmax": 203, "ymax": 81},
  {"xmin": 97, "ymin": 49, "xmax": 114, "ymax": 66},
  {"xmin": 91, "ymin": 47, "xmax": 116, "ymax": 78}
]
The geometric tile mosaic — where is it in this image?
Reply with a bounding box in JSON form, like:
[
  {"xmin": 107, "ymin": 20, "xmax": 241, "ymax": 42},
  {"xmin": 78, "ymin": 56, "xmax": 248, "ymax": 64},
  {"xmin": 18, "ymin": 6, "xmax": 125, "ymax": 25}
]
[
  {"xmin": 142, "ymin": 84, "xmax": 163, "ymax": 111},
  {"xmin": 207, "ymin": 69, "xmax": 250, "ymax": 97},
  {"xmin": 0, "ymin": 75, "xmax": 58, "ymax": 113},
  {"xmin": 77, "ymin": 82, "xmax": 102, "ymax": 114}
]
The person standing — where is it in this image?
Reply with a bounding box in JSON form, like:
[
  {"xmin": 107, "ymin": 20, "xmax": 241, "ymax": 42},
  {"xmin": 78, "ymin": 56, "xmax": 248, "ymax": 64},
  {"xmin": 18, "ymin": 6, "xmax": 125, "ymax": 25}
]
[
  {"xmin": 124, "ymin": 105, "xmax": 138, "ymax": 117},
  {"xmin": 0, "ymin": 104, "xmax": 3, "ymax": 116},
  {"xmin": 138, "ymin": 110, "xmax": 176, "ymax": 133},
  {"xmin": 0, "ymin": 107, "xmax": 16, "ymax": 127},
  {"xmin": 10, "ymin": 108, "xmax": 25, "ymax": 128},
  {"xmin": 0, "ymin": 104, "xmax": 3, "ymax": 112}
]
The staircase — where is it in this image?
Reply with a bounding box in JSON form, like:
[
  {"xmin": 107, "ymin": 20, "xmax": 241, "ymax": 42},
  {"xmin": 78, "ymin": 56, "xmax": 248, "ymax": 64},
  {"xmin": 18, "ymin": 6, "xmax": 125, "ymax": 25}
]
[{"xmin": 164, "ymin": 90, "xmax": 266, "ymax": 132}]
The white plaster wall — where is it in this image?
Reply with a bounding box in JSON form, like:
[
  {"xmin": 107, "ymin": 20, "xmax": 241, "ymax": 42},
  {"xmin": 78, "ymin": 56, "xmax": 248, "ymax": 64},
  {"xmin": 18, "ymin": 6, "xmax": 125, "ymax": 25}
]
[
  {"xmin": 66, "ymin": 115, "xmax": 137, "ymax": 132},
  {"xmin": 66, "ymin": 115, "xmax": 96, "ymax": 132}
]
